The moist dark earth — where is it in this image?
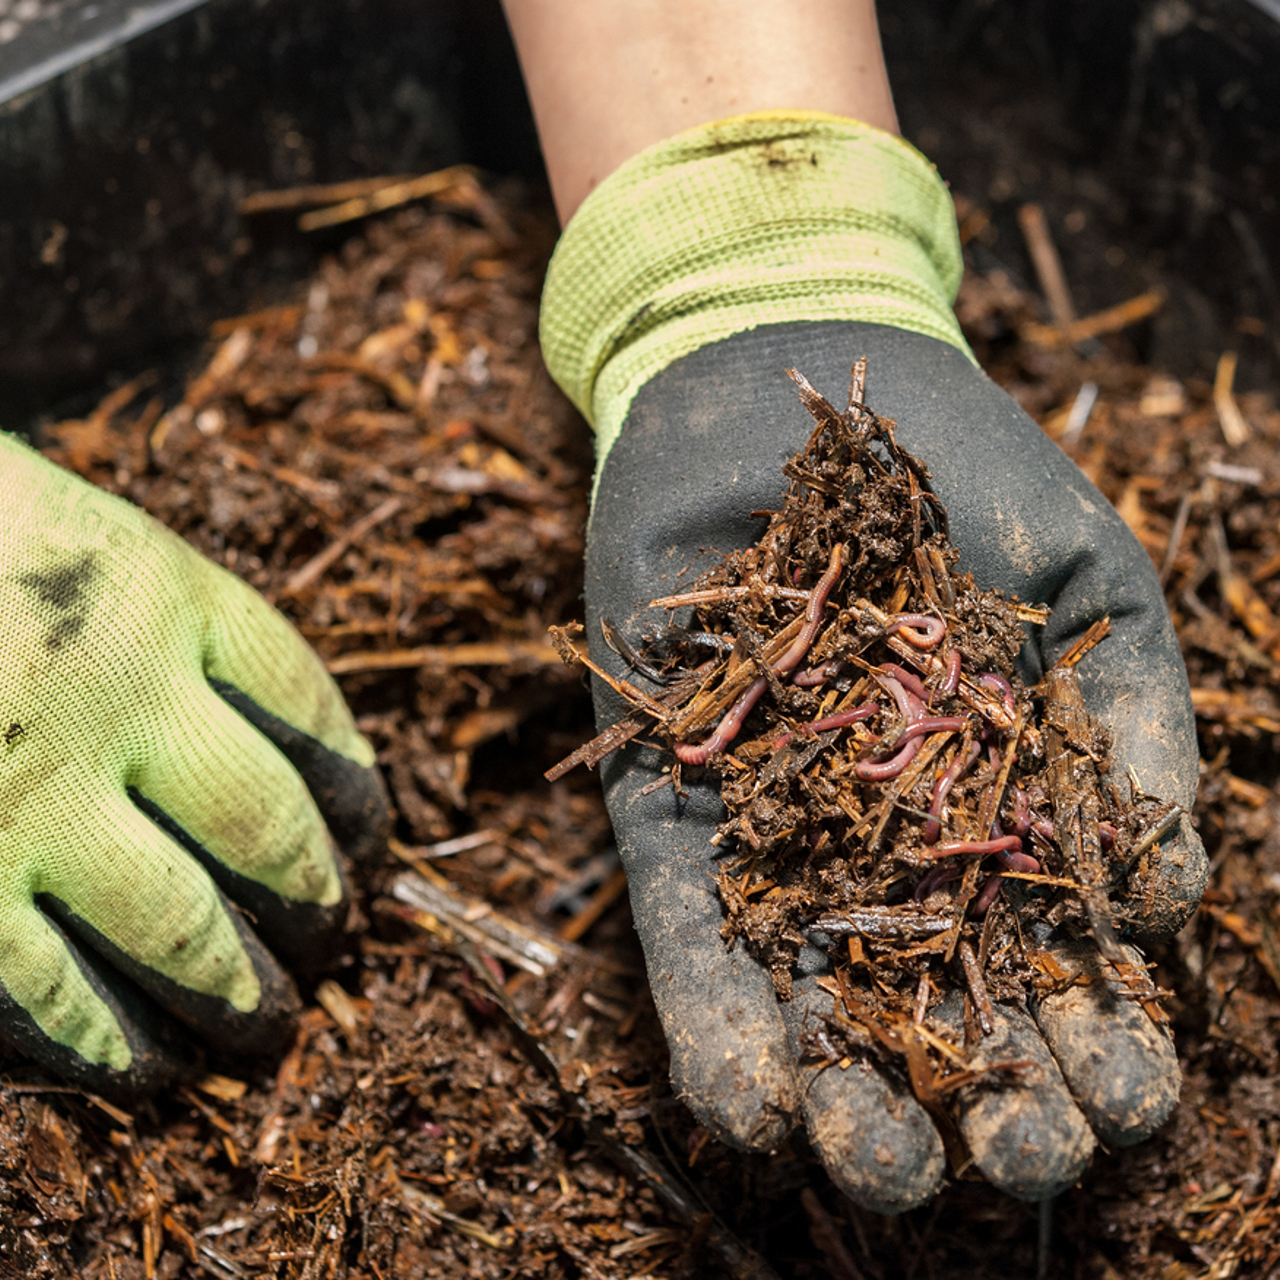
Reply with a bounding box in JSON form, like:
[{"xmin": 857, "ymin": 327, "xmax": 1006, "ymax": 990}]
[{"xmin": 4, "ymin": 175, "xmax": 1280, "ymax": 1279}]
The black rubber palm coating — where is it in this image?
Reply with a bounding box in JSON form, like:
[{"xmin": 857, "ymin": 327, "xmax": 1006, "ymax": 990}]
[{"xmin": 584, "ymin": 321, "xmax": 1203, "ymax": 1208}]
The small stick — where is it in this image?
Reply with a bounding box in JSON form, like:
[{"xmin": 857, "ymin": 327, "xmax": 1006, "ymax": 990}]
[
  {"xmin": 1050, "ymin": 617, "xmax": 1112, "ymax": 671},
  {"xmin": 328, "ymin": 639, "xmax": 562, "ymax": 675},
  {"xmin": 1159, "ymin": 491, "xmax": 1193, "ymax": 585},
  {"xmin": 976, "ymin": 706, "xmax": 1027, "ymax": 838},
  {"xmin": 282, "ymin": 495, "xmax": 403, "ymax": 596},
  {"xmin": 548, "ymin": 625, "xmax": 671, "ymax": 720},
  {"xmin": 1023, "ymin": 290, "xmax": 1164, "ymax": 349},
  {"xmin": 959, "ymin": 940, "xmax": 994, "ymax": 1036},
  {"xmin": 1129, "ymin": 805, "xmax": 1187, "ymax": 859},
  {"xmin": 558, "ymin": 867, "xmax": 629, "ymax": 943},
  {"xmin": 1060, "ymin": 380, "xmax": 1099, "ymax": 451},
  {"xmin": 914, "ymin": 973, "xmax": 931, "ymax": 1024},
  {"xmin": 1214, "ymin": 350, "xmax": 1251, "ymax": 447},
  {"xmin": 546, "ymin": 660, "xmax": 715, "ymax": 780},
  {"xmin": 649, "ymin": 584, "xmax": 810, "ymax": 609},
  {"xmin": 238, "ymin": 173, "xmax": 422, "ymax": 214},
  {"xmin": 298, "ymin": 166, "xmax": 476, "ymax": 231},
  {"xmin": 1017, "ymin": 204, "xmax": 1077, "ymax": 327}
]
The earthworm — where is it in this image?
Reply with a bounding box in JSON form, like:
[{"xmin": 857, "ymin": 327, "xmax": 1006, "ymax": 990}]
[
  {"xmin": 1098, "ymin": 822, "xmax": 1118, "ymax": 852},
  {"xmin": 913, "ymin": 863, "xmax": 962, "ymax": 902},
  {"xmin": 874, "ymin": 672, "xmax": 925, "ymax": 723},
  {"xmin": 994, "ymin": 845, "xmax": 1040, "ymax": 874},
  {"xmin": 1031, "ymin": 818, "xmax": 1055, "ymax": 844},
  {"xmin": 674, "ymin": 545, "xmax": 844, "ymax": 761},
  {"xmin": 854, "ymin": 735, "xmax": 922, "ymax": 781},
  {"xmin": 899, "ymin": 715, "xmax": 967, "ymax": 742},
  {"xmin": 673, "ymin": 676, "xmax": 767, "ymax": 765},
  {"xmin": 793, "ymin": 659, "xmax": 844, "ymax": 687},
  {"xmin": 928, "ymin": 835, "xmax": 1024, "ymax": 859},
  {"xmin": 1006, "ymin": 785, "xmax": 1032, "ymax": 836},
  {"xmin": 878, "ymin": 663, "xmax": 928, "ymax": 702},
  {"xmin": 972, "ymin": 846, "xmax": 1041, "ymax": 916},
  {"xmin": 924, "ymin": 739, "xmax": 982, "ymax": 844},
  {"xmin": 976, "ymin": 671, "xmax": 1017, "ymax": 722},
  {"xmin": 855, "ymin": 716, "xmax": 964, "ymax": 781},
  {"xmin": 771, "ymin": 701, "xmax": 880, "ymax": 751},
  {"xmin": 972, "ymin": 873, "xmax": 1005, "ymax": 916},
  {"xmin": 774, "ymin": 544, "xmax": 845, "ymax": 675},
  {"xmin": 885, "ymin": 613, "xmax": 947, "ymax": 650},
  {"xmin": 936, "ymin": 649, "xmax": 962, "ymax": 700}
]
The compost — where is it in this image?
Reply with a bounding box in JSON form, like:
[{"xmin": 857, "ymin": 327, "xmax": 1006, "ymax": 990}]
[
  {"xmin": 554, "ymin": 354, "xmax": 1177, "ymax": 1102},
  {"xmin": 3, "ymin": 173, "xmax": 1280, "ymax": 1278}
]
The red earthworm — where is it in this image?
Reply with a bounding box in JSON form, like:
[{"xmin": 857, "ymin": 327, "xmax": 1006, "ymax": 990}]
[
  {"xmin": 994, "ymin": 846, "xmax": 1040, "ymax": 874},
  {"xmin": 855, "ymin": 735, "xmax": 922, "ymax": 781},
  {"xmin": 973, "ymin": 846, "xmax": 1042, "ymax": 916},
  {"xmin": 855, "ymin": 717, "xmax": 963, "ymax": 779},
  {"xmin": 1006, "ymin": 785, "xmax": 1032, "ymax": 836},
  {"xmin": 885, "ymin": 613, "xmax": 947, "ymax": 650},
  {"xmin": 972, "ymin": 874, "xmax": 1005, "ymax": 916},
  {"xmin": 1098, "ymin": 822, "xmax": 1118, "ymax": 852},
  {"xmin": 913, "ymin": 863, "xmax": 962, "ymax": 902},
  {"xmin": 878, "ymin": 663, "xmax": 929, "ymax": 702},
  {"xmin": 937, "ymin": 649, "xmax": 962, "ymax": 699},
  {"xmin": 900, "ymin": 716, "xmax": 967, "ymax": 742},
  {"xmin": 1031, "ymin": 818, "xmax": 1055, "ymax": 844},
  {"xmin": 793, "ymin": 660, "xmax": 844, "ymax": 687},
  {"xmin": 774, "ymin": 544, "xmax": 845, "ymax": 675},
  {"xmin": 873, "ymin": 672, "xmax": 925, "ymax": 724},
  {"xmin": 976, "ymin": 671, "xmax": 1017, "ymax": 721},
  {"xmin": 772, "ymin": 701, "xmax": 879, "ymax": 751},
  {"xmin": 673, "ymin": 676, "xmax": 767, "ymax": 765},
  {"xmin": 928, "ymin": 835, "xmax": 1024, "ymax": 859},
  {"xmin": 675, "ymin": 545, "xmax": 844, "ymax": 762},
  {"xmin": 924, "ymin": 739, "xmax": 982, "ymax": 844}
]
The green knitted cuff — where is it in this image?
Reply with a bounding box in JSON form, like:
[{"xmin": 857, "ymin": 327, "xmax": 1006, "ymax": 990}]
[{"xmin": 539, "ymin": 110, "xmax": 974, "ymax": 467}]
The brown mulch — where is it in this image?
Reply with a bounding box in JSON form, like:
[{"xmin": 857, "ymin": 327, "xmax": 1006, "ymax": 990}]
[{"xmin": 4, "ymin": 174, "xmax": 1280, "ymax": 1279}]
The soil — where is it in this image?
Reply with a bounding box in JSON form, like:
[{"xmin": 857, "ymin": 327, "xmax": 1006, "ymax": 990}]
[
  {"xmin": 563, "ymin": 357, "xmax": 1175, "ymax": 1101},
  {"xmin": 5, "ymin": 174, "xmax": 1280, "ymax": 1279}
]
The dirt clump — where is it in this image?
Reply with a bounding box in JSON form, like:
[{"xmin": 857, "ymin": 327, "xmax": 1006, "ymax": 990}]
[
  {"xmin": 4, "ymin": 175, "xmax": 1280, "ymax": 1277},
  {"xmin": 557, "ymin": 356, "xmax": 1178, "ymax": 1140}
]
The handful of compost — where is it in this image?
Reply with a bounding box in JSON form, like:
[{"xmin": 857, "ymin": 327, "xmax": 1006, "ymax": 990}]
[{"xmin": 553, "ymin": 358, "xmax": 1180, "ymax": 1099}]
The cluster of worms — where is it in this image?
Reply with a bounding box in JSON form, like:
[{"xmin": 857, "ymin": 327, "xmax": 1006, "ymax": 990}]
[{"xmin": 583, "ymin": 359, "xmax": 1173, "ymax": 1048}]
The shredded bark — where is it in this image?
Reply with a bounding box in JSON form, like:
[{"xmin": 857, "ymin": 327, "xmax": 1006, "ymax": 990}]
[
  {"xmin": 555, "ymin": 357, "xmax": 1176, "ymax": 1123},
  {"xmin": 5, "ymin": 170, "xmax": 1280, "ymax": 1277}
]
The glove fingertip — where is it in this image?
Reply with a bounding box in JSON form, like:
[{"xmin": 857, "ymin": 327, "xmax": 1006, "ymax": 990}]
[
  {"xmin": 0, "ymin": 939, "xmax": 189, "ymax": 1104},
  {"xmin": 1033, "ymin": 942, "xmax": 1180, "ymax": 1148},
  {"xmin": 211, "ymin": 679, "xmax": 391, "ymax": 865},
  {"xmin": 802, "ymin": 1065, "xmax": 946, "ymax": 1214},
  {"xmin": 670, "ymin": 1032, "xmax": 797, "ymax": 1152},
  {"xmin": 1129, "ymin": 825, "xmax": 1208, "ymax": 946},
  {"xmin": 945, "ymin": 999, "xmax": 1095, "ymax": 1202}
]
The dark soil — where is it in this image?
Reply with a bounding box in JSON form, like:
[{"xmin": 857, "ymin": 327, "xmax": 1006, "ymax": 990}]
[
  {"xmin": 562, "ymin": 357, "xmax": 1176, "ymax": 1111},
  {"xmin": 4, "ymin": 174, "xmax": 1280, "ymax": 1279}
]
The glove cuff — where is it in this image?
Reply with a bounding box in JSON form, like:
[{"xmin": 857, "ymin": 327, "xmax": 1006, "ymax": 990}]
[{"xmin": 539, "ymin": 110, "xmax": 974, "ymax": 470}]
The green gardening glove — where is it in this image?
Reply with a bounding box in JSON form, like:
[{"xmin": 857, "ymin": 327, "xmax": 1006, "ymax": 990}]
[
  {"xmin": 541, "ymin": 113, "xmax": 1207, "ymax": 1210},
  {"xmin": 0, "ymin": 434, "xmax": 388, "ymax": 1098}
]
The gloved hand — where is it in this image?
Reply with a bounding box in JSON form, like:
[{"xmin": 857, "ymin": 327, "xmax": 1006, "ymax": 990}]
[
  {"xmin": 541, "ymin": 114, "xmax": 1207, "ymax": 1209},
  {"xmin": 0, "ymin": 433, "xmax": 388, "ymax": 1099}
]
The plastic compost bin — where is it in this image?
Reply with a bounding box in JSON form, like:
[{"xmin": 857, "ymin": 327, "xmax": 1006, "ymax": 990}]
[{"xmin": 0, "ymin": 0, "xmax": 1277, "ymax": 434}]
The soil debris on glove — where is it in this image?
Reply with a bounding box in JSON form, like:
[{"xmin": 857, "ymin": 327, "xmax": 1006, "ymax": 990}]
[{"xmin": 553, "ymin": 357, "xmax": 1182, "ymax": 1117}]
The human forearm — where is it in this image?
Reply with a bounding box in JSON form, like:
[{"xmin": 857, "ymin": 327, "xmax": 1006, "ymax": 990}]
[{"xmin": 502, "ymin": 0, "xmax": 898, "ymax": 222}]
